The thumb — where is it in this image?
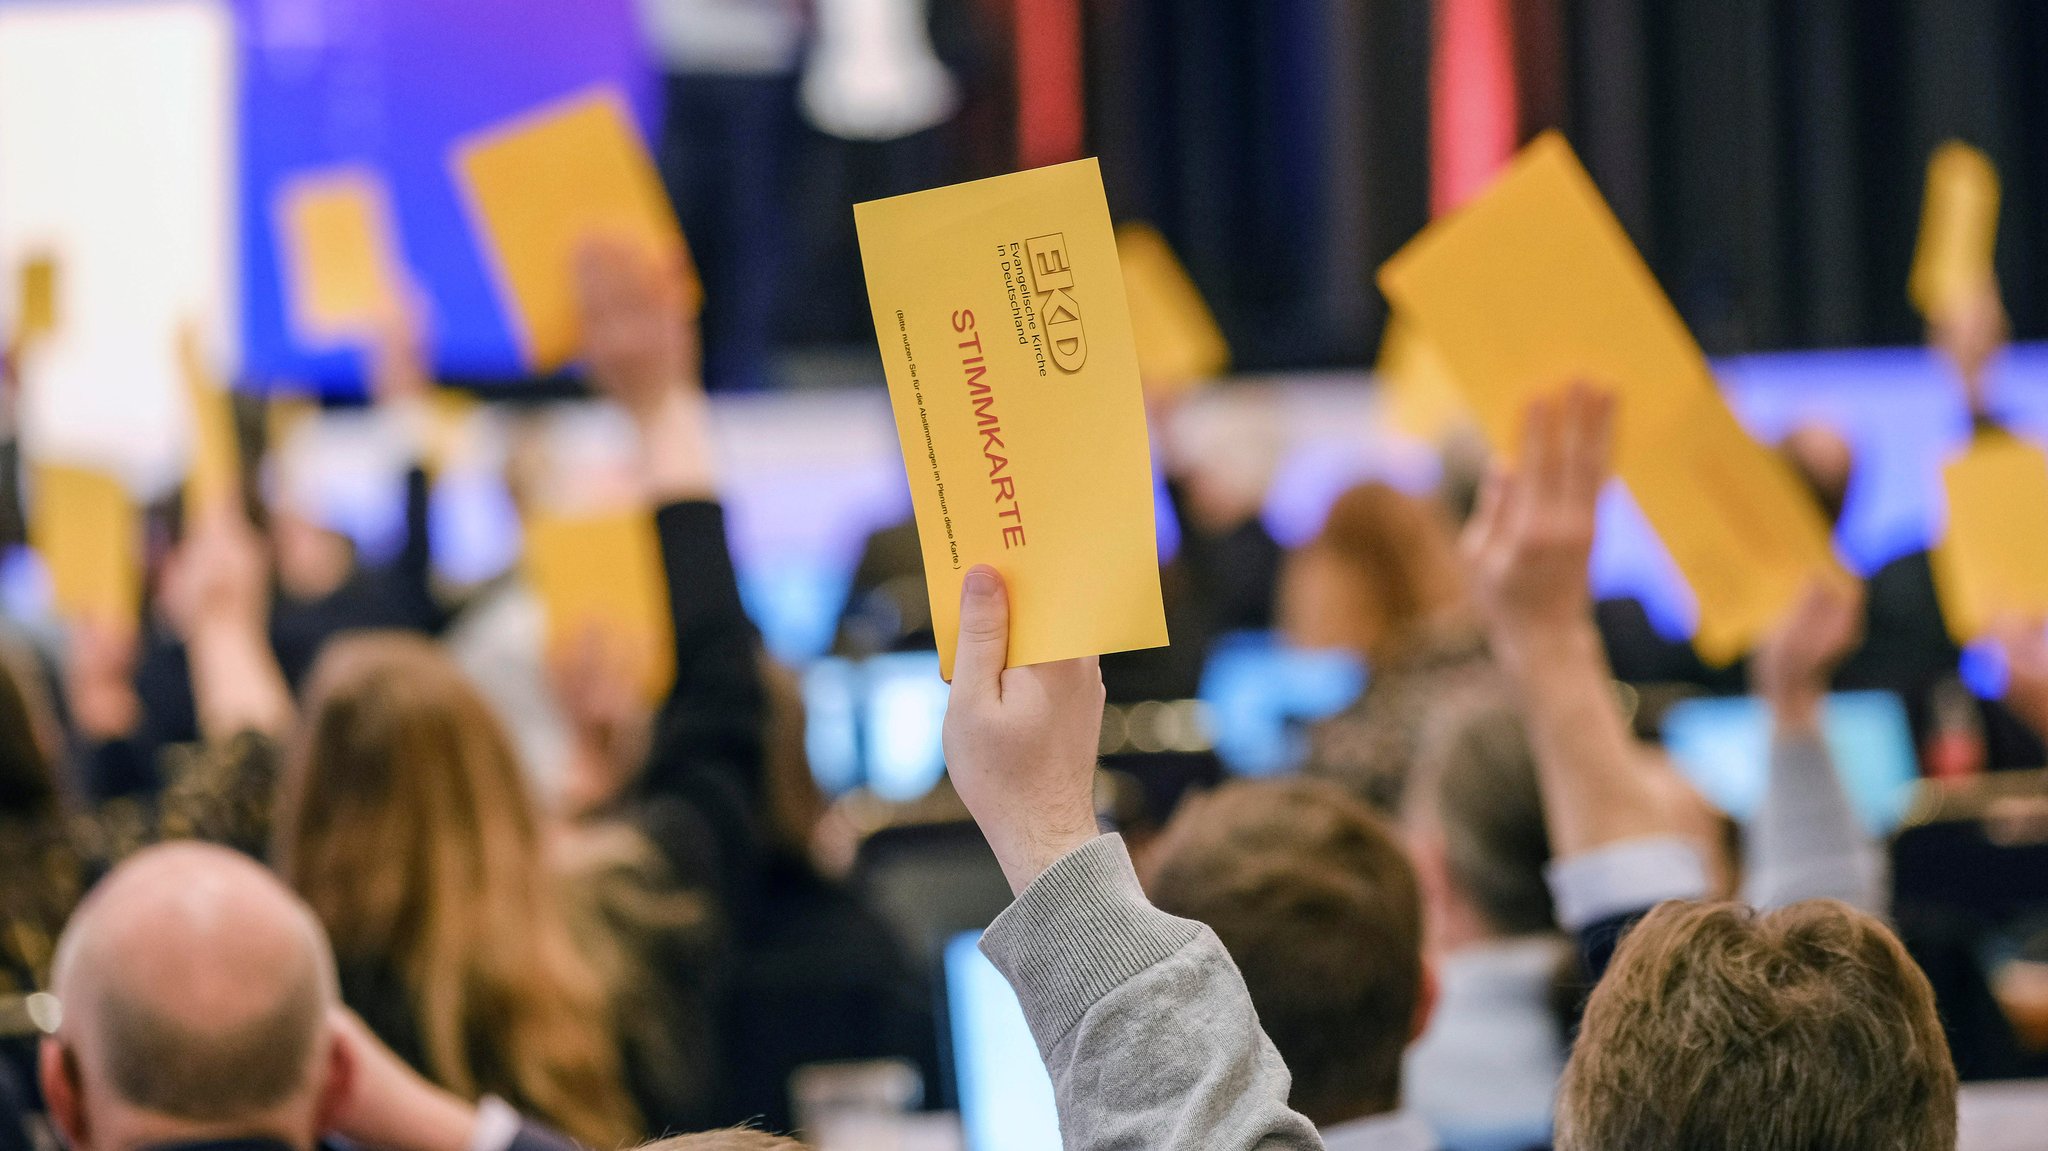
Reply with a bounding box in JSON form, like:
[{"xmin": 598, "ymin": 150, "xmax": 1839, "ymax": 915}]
[{"xmin": 952, "ymin": 566, "xmax": 1010, "ymax": 692}]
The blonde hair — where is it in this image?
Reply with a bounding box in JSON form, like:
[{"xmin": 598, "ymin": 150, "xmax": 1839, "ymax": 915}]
[
  {"xmin": 275, "ymin": 632, "xmax": 641, "ymax": 1147},
  {"xmin": 1558, "ymin": 899, "xmax": 1956, "ymax": 1151},
  {"xmin": 636, "ymin": 1132, "xmax": 807, "ymax": 1151}
]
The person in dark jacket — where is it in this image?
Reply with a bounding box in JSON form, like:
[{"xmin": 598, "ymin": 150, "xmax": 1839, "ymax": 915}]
[{"xmin": 271, "ymin": 237, "xmax": 755, "ymax": 1143}]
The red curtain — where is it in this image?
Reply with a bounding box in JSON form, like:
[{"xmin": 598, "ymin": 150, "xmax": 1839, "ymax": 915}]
[
  {"xmin": 1430, "ymin": 0, "xmax": 1519, "ymax": 216},
  {"xmin": 1015, "ymin": 0, "xmax": 1085, "ymax": 169}
]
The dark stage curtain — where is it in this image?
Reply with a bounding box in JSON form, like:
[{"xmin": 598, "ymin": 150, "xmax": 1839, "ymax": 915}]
[
  {"xmin": 1080, "ymin": 0, "xmax": 2048, "ymax": 368},
  {"xmin": 1560, "ymin": 0, "xmax": 2046, "ymax": 354},
  {"xmin": 771, "ymin": 2, "xmax": 2043, "ymax": 368}
]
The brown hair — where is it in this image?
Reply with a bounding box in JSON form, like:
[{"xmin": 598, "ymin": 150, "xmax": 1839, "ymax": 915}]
[
  {"xmin": 274, "ymin": 633, "xmax": 640, "ymax": 1147},
  {"xmin": 757, "ymin": 654, "xmax": 826, "ymax": 858},
  {"xmin": 1142, "ymin": 778, "xmax": 1423, "ymax": 1125},
  {"xmin": 1287, "ymin": 482, "xmax": 1469, "ymax": 663},
  {"xmin": 1558, "ymin": 899, "xmax": 1957, "ymax": 1151}
]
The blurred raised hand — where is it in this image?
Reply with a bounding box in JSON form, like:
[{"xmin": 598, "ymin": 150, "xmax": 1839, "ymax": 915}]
[
  {"xmin": 549, "ymin": 623, "xmax": 650, "ymax": 817},
  {"xmin": 364, "ymin": 285, "xmax": 436, "ymax": 409},
  {"xmin": 64, "ymin": 619, "xmax": 140, "ymax": 742},
  {"xmin": 1752, "ymin": 577, "xmax": 1866, "ymax": 733},
  {"xmin": 1461, "ymin": 384, "xmax": 1614, "ymax": 657},
  {"xmin": 1993, "ymin": 616, "xmax": 2048, "ymax": 741},
  {"xmin": 1460, "ymin": 385, "xmax": 1680, "ymax": 859},
  {"xmin": 1932, "ymin": 279, "xmax": 2008, "ymax": 417},
  {"xmin": 164, "ymin": 507, "xmax": 291, "ymax": 741},
  {"xmin": 573, "ymin": 235, "xmax": 714, "ymax": 502},
  {"xmin": 163, "ymin": 508, "xmax": 270, "ymax": 639},
  {"xmin": 574, "ymin": 235, "xmax": 701, "ymax": 417}
]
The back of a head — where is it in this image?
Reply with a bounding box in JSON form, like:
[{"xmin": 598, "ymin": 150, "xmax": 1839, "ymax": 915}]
[
  {"xmin": 1412, "ymin": 700, "xmax": 1554, "ymax": 937},
  {"xmin": 277, "ymin": 632, "xmax": 639, "ymax": 1146},
  {"xmin": 279, "ymin": 632, "xmax": 544, "ymax": 960},
  {"xmin": 1143, "ymin": 778, "xmax": 1423, "ymax": 1126},
  {"xmin": 1557, "ymin": 899, "xmax": 1957, "ymax": 1151},
  {"xmin": 50, "ymin": 842, "xmax": 335, "ymax": 1130},
  {"xmin": 1320, "ymin": 482, "xmax": 1465, "ymax": 634}
]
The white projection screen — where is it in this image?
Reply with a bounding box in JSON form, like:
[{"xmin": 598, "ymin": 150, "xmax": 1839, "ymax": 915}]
[{"xmin": 0, "ymin": 0, "xmax": 236, "ymax": 496}]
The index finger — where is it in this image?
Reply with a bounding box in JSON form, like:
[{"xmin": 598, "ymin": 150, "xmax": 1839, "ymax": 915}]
[{"xmin": 1557, "ymin": 384, "xmax": 1616, "ymax": 514}]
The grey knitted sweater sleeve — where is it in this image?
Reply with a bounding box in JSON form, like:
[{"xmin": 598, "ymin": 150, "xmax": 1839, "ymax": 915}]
[
  {"xmin": 979, "ymin": 834, "xmax": 1326, "ymax": 1151},
  {"xmin": 1739, "ymin": 728, "xmax": 1890, "ymax": 917}
]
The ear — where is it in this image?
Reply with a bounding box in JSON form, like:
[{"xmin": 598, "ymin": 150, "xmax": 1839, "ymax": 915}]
[
  {"xmin": 1410, "ymin": 959, "xmax": 1441, "ymax": 1045},
  {"xmin": 1403, "ymin": 827, "xmax": 1458, "ymax": 950},
  {"xmin": 39, "ymin": 1037, "xmax": 88, "ymax": 1150},
  {"xmin": 311, "ymin": 1026, "xmax": 357, "ymax": 1134}
]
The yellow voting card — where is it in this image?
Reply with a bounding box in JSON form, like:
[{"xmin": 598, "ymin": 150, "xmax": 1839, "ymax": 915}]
[
  {"xmin": 180, "ymin": 324, "xmax": 240, "ymax": 524},
  {"xmin": 523, "ymin": 510, "xmax": 675, "ymax": 703},
  {"xmin": 1379, "ymin": 132, "xmax": 1712, "ymax": 467},
  {"xmin": 451, "ymin": 85, "xmax": 700, "ymax": 374},
  {"xmin": 1911, "ymin": 142, "xmax": 2000, "ymax": 323},
  {"xmin": 276, "ymin": 167, "xmax": 407, "ymax": 348},
  {"xmin": 1377, "ymin": 314, "xmax": 1468, "ymax": 443},
  {"xmin": 16, "ymin": 254, "xmax": 57, "ymax": 344},
  {"xmin": 1626, "ymin": 393, "xmax": 1846, "ymax": 666},
  {"xmin": 1116, "ymin": 222, "xmax": 1229, "ymax": 395},
  {"xmin": 855, "ymin": 159, "xmax": 1168, "ymax": 678},
  {"xmin": 1379, "ymin": 131, "xmax": 1840, "ymax": 663},
  {"xmin": 30, "ymin": 463, "xmax": 139, "ymax": 632},
  {"xmin": 1932, "ymin": 432, "xmax": 2048, "ymax": 643}
]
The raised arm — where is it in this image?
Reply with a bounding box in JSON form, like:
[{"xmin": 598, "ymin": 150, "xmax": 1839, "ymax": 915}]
[
  {"xmin": 946, "ymin": 568, "xmax": 1322, "ymax": 1151},
  {"xmin": 575, "ymin": 235, "xmax": 716, "ymax": 505},
  {"xmin": 1743, "ymin": 577, "xmax": 1888, "ymax": 915},
  {"xmin": 1463, "ymin": 388, "xmax": 1708, "ymax": 957},
  {"xmin": 572, "ymin": 236, "xmax": 767, "ymax": 898},
  {"xmin": 325, "ymin": 1007, "xmax": 584, "ymax": 1151},
  {"xmin": 366, "ymin": 300, "xmax": 445, "ymax": 628},
  {"xmin": 150, "ymin": 505, "xmax": 293, "ymax": 855},
  {"xmin": 1993, "ymin": 618, "xmax": 2048, "ymax": 745},
  {"xmin": 165, "ymin": 507, "xmax": 292, "ymax": 745},
  {"xmin": 1930, "ymin": 280, "xmax": 2007, "ymax": 425}
]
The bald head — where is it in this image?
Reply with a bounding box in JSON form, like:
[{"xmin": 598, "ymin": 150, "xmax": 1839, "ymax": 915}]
[{"xmin": 51, "ymin": 842, "xmax": 338, "ymax": 1124}]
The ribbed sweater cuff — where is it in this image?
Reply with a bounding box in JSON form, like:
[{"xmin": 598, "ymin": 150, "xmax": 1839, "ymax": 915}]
[{"xmin": 980, "ymin": 834, "xmax": 1200, "ymax": 1049}]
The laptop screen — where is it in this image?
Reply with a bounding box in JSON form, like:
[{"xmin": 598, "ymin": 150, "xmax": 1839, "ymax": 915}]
[
  {"xmin": 1659, "ymin": 690, "xmax": 1920, "ymax": 836},
  {"xmin": 944, "ymin": 932, "xmax": 1060, "ymax": 1151}
]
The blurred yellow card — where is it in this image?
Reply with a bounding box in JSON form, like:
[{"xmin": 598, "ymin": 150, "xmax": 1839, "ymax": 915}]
[
  {"xmin": 1379, "ymin": 132, "xmax": 1710, "ymax": 466},
  {"xmin": 180, "ymin": 325, "xmax": 241, "ymax": 523},
  {"xmin": 30, "ymin": 463, "xmax": 139, "ymax": 632},
  {"xmin": 17, "ymin": 254, "xmax": 57, "ymax": 343},
  {"xmin": 1910, "ymin": 141, "xmax": 2000, "ymax": 322},
  {"xmin": 1116, "ymin": 222, "xmax": 1228, "ymax": 395},
  {"xmin": 1379, "ymin": 131, "xmax": 1840, "ymax": 663},
  {"xmin": 276, "ymin": 166, "xmax": 406, "ymax": 347},
  {"xmin": 523, "ymin": 510, "xmax": 675, "ymax": 702},
  {"xmin": 855, "ymin": 159, "xmax": 1168, "ymax": 678},
  {"xmin": 1932, "ymin": 431, "xmax": 2048, "ymax": 643},
  {"xmin": 451, "ymin": 85, "xmax": 699, "ymax": 373},
  {"xmin": 1376, "ymin": 314, "xmax": 1468, "ymax": 443},
  {"xmin": 1626, "ymin": 393, "xmax": 1845, "ymax": 665}
]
